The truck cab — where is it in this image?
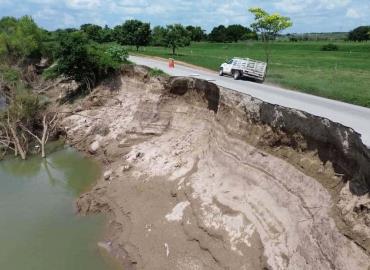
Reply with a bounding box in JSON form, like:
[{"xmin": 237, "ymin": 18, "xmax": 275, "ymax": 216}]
[{"xmin": 220, "ymin": 59, "xmax": 235, "ymax": 76}]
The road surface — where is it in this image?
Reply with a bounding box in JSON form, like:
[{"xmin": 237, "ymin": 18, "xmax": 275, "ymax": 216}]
[{"xmin": 129, "ymin": 55, "xmax": 370, "ymax": 147}]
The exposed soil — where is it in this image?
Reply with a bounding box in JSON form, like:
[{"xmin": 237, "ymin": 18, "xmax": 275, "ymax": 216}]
[{"xmin": 57, "ymin": 65, "xmax": 370, "ymax": 270}]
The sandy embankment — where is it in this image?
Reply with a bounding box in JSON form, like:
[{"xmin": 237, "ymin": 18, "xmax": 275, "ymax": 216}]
[{"xmin": 59, "ymin": 66, "xmax": 370, "ymax": 270}]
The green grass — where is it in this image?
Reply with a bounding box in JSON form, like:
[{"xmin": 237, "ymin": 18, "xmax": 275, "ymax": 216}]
[
  {"xmin": 131, "ymin": 41, "xmax": 370, "ymax": 108},
  {"xmin": 148, "ymin": 67, "xmax": 169, "ymax": 77}
]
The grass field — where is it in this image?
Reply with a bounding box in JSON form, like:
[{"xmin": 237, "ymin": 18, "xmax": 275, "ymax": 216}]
[{"xmin": 131, "ymin": 41, "xmax": 370, "ymax": 108}]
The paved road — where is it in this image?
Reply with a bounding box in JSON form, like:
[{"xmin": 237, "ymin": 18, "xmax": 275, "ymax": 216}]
[{"xmin": 129, "ymin": 55, "xmax": 370, "ymax": 147}]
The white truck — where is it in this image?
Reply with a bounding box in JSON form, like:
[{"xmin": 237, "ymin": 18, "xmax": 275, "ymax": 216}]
[{"xmin": 219, "ymin": 57, "xmax": 267, "ymax": 82}]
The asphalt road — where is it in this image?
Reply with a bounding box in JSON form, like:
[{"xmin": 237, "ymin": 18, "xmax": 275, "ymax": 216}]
[{"xmin": 129, "ymin": 55, "xmax": 370, "ymax": 147}]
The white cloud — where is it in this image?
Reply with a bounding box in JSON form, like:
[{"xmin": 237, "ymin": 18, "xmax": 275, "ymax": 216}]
[
  {"xmin": 318, "ymin": 0, "xmax": 350, "ymax": 9},
  {"xmin": 34, "ymin": 7, "xmax": 57, "ymax": 20},
  {"xmin": 275, "ymin": 0, "xmax": 308, "ymax": 13},
  {"xmin": 62, "ymin": 13, "xmax": 77, "ymax": 26},
  {"xmin": 66, "ymin": 0, "xmax": 102, "ymax": 10},
  {"xmin": 346, "ymin": 7, "xmax": 361, "ymax": 18},
  {"xmin": 274, "ymin": 0, "xmax": 351, "ymax": 13}
]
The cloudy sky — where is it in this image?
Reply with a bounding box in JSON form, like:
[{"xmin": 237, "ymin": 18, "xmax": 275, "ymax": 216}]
[{"xmin": 0, "ymin": 0, "xmax": 369, "ymax": 33}]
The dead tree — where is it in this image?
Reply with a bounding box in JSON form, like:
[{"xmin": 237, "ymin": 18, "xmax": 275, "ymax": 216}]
[
  {"xmin": 1, "ymin": 107, "xmax": 59, "ymax": 159},
  {"xmin": 20, "ymin": 112, "xmax": 59, "ymax": 158}
]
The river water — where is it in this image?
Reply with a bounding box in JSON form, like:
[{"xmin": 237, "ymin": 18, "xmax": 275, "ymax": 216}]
[{"xmin": 0, "ymin": 147, "xmax": 119, "ymax": 270}]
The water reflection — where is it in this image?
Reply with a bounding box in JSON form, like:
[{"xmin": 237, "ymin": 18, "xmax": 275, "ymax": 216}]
[{"xmin": 0, "ymin": 147, "xmax": 116, "ymax": 270}]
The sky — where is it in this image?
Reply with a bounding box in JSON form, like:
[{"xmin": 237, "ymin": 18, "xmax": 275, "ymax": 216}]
[{"xmin": 0, "ymin": 0, "xmax": 369, "ymax": 33}]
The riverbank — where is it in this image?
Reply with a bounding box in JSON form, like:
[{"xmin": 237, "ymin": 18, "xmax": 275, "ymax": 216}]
[{"xmin": 57, "ymin": 65, "xmax": 370, "ymax": 270}]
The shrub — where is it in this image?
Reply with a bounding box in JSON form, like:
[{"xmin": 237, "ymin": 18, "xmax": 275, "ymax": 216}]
[
  {"xmin": 348, "ymin": 26, "xmax": 370, "ymax": 42},
  {"xmin": 148, "ymin": 68, "xmax": 168, "ymax": 77},
  {"xmin": 42, "ymin": 65, "xmax": 59, "ymax": 80},
  {"xmin": 105, "ymin": 45, "xmax": 129, "ymax": 63},
  {"xmin": 321, "ymin": 43, "xmax": 339, "ymax": 51},
  {"xmin": 0, "ymin": 65, "xmax": 20, "ymax": 86},
  {"xmin": 0, "ymin": 16, "xmax": 43, "ymax": 60},
  {"xmin": 54, "ymin": 31, "xmax": 128, "ymax": 88}
]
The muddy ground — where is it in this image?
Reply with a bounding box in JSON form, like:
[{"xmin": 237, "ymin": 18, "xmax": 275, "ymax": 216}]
[{"xmin": 56, "ymin": 65, "xmax": 370, "ymax": 270}]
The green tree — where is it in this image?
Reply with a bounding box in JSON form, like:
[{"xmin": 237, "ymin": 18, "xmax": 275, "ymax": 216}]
[
  {"xmin": 226, "ymin": 24, "xmax": 251, "ymax": 42},
  {"xmin": 186, "ymin": 26, "xmax": 206, "ymax": 42},
  {"xmin": 348, "ymin": 26, "xmax": 370, "ymax": 42},
  {"xmin": 151, "ymin": 26, "xmax": 167, "ymax": 46},
  {"xmin": 241, "ymin": 31, "xmax": 258, "ymax": 41},
  {"xmin": 249, "ymin": 7, "xmax": 292, "ymax": 63},
  {"xmin": 114, "ymin": 20, "xmax": 151, "ymax": 51},
  {"xmin": 79, "ymin": 24, "xmax": 113, "ymax": 43},
  {"xmin": 101, "ymin": 25, "xmax": 114, "ymax": 43},
  {"xmin": 208, "ymin": 25, "xmax": 228, "ymax": 42},
  {"xmin": 164, "ymin": 24, "xmax": 191, "ymax": 55},
  {"xmin": 55, "ymin": 32, "xmax": 93, "ymax": 85},
  {"xmin": 0, "ymin": 16, "xmax": 43, "ymax": 61},
  {"xmin": 80, "ymin": 23, "xmax": 103, "ymax": 42},
  {"xmin": 55, "ymin": 31, "xmax": 127, "ymax": 89}
]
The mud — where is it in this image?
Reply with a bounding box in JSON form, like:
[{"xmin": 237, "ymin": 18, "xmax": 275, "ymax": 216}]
[{"xmin": 59, "ymin": 65, "xmax": 370, "ymax": 270}]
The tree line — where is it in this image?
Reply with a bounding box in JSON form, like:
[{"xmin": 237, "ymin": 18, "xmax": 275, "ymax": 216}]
[{"xmin": 52, "ymin": 20, "xmax": 258, "ymax": 55}]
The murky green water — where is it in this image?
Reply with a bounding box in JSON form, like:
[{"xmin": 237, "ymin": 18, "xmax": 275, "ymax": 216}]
[{"xmin": 0, "ymin": 147, "xmax": 118, "ymax": 270}]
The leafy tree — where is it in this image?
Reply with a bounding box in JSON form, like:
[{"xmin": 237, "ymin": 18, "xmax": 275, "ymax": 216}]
[
  {"xmin": 80, "ymin": 23, "xmax": 103, "ymax": 42},
  {"xmin": 249, "ymin": 7, "xmax": 292, "ymax": 63},
  {"xmin": 0, "ymin": 16, "xmax": 17, "ymax": 34},
  {"xmin": 79, "ymin": 24, "xmax": 113, "ymax": 43},
  {"xmin": 164, "ymin": 24, "xmax": 191, "ymax": 55},
  {"xmin": 208, "ymin": 25, "xmax": 228, "ymax": 42},
  {"xmin": 151, "ymin": 26, "xmax": 167, "ymax": 46},
  {"xmin": 100, "ymin": 25, "xmax": 114, "ymax": 43},
  {"xmin": 241, "ymin": 31, "xmax": 258, "ymax": 41},
  {"xmin": 54, "ymin": 31, "xmax": 128, "ymax": 89},
  {"xmin": 0, "ymin": 16, "xmax": 43, "ymax": 61},
  {"xmin": 114, "ymin": 20, "xmax": 151, "ymax": 51},
  {"xmin": 186, "ymin": 26, "xmax": 206, "ymax": 42},
  {"xmin": 55, "ymin": 32, "xmax": 92, "ymax": 85},
  {"xmin": 226, "ymin": 24, "xmax": 251, "ymax": 42},
  {"xmin": 348, "ymin": 26, "xmax": 370, "ymax": 42}
]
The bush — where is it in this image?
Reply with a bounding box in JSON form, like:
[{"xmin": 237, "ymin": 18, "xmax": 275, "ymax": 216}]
[
  {"xmin": 0, "ymin": 65, "xmax": 20, "ymax": 86},
  {"xmin": 148, "ymin": 68, "xmax": 168, "ymax": 77},
  {"xmin": 54, "ymin": 31, "xmax": 128, "ymax": 88},
  {"xmin": 105, "ymin": 45, "xmax": 129, "ymax": 63},
  {"xmin": 42, "ymin": 65, "xmax": 59, "ymax": 80},
  {"xmin": 0, "ymin": 16, "xmax": 43, "ymax": 60},
  {"xmin": 348, "ymin": 26, "xmax": 370, "ymax": 42},
  {"xmin": 321, "ymin": 43, "xmax": 339, "ymax": 51}
]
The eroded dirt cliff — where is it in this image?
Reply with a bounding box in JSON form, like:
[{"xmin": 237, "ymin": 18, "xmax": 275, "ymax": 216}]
[{"xmin": 59, "ymin": 65, "xmax": 370, "ymax": 270}]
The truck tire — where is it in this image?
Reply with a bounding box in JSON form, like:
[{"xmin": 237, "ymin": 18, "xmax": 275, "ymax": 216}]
[
  {"xmin": 258, "ymin": 76, "xmax": 266, "ymax": 84},
  {"xmin": 219, "ymin": 68, "xmax": 224, "ymax": 76},
  {"xmin": 233, "ymin": 71, "xmax": 241, "ymax": 80}
]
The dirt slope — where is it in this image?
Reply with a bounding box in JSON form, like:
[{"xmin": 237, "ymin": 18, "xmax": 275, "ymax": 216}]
[{"xmin": 60, "ymin": 66, "xmax": 370, "ymax": 270}]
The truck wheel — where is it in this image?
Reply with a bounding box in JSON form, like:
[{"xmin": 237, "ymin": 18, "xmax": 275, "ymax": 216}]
[
  {"xmin": 219, "ymin": 68, "xmax": 224, "ymax": 76},
  {"xmin": 233, "ymin": 71, "xmax": 241, "ymax": 80}
]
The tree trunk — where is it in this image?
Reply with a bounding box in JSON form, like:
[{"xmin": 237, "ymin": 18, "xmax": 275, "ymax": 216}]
[
  {"xmin": 8, "ymin": 124, "xmax": 26, "ymax": 160},
  {"xmin": 172, "ymin": 46, "xmax": 176, "ymax": 55},
  {"xmin": 136, "ymin": 45, "xmax": 139, "ymax": 51},
  {"xmin": 41, "ymin": 115, "xmax": 48, "ymax": 158}
]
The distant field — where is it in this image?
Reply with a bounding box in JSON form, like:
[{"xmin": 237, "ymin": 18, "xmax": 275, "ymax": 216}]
[{"xmin": 131, "ymin": 41, "xmax": 370, "ymax": 108}]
